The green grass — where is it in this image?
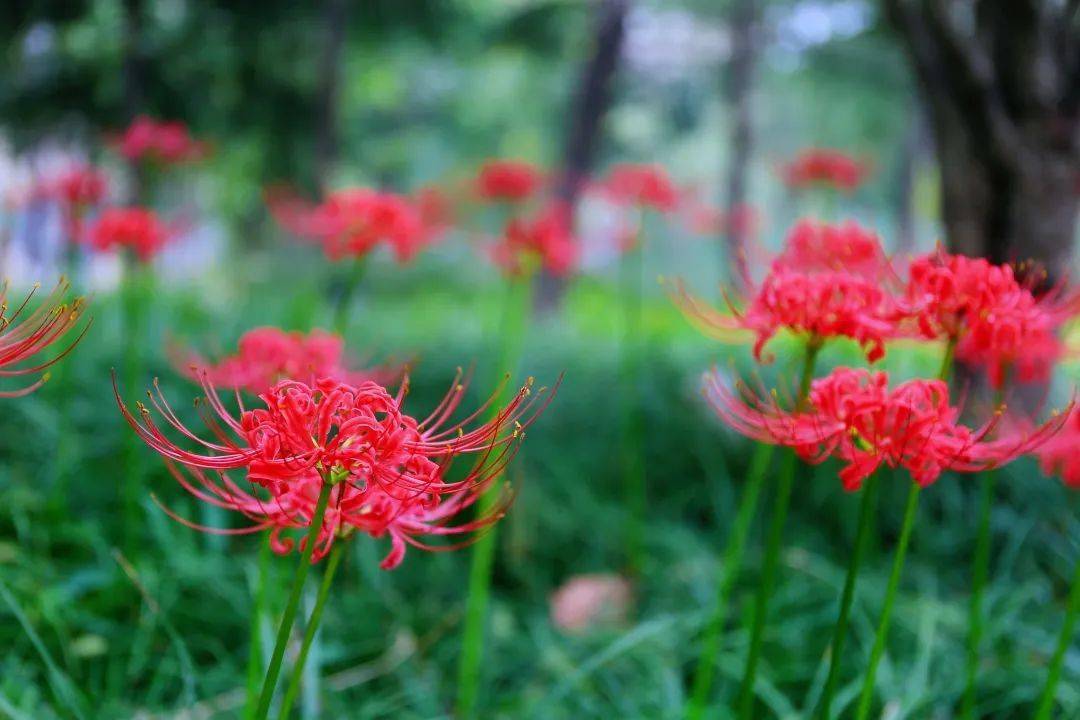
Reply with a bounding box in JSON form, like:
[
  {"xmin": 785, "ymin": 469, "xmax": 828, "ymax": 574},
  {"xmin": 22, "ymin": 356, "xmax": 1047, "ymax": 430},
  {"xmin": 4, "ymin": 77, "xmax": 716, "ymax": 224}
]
[{"xmin": 1, "ymin": 247, "xmax": 1078, "ymax": 718}]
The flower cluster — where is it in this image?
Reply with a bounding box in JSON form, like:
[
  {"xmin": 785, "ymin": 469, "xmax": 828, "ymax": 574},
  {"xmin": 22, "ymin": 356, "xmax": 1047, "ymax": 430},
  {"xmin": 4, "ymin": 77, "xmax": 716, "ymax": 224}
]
[
  {"xmin": 83, "ymin": 207, "xmax": 172, "ymax": 261},
  {"xmin": 597, "ymin": 163, "xmax": 679, "ymax": 213},
  {"xmin": 0, "ymin": 280, "xmax": 90, "ymax": 397},
  {"xmin": 269, "ymin": 187, "xmax": 428, "ymax": 263},
  {"xmin": 474, "ymin": 160, "xmax": 544, "ymax": 203},
  {"xmin": 116, "ymin": 370, "xmax": 558, "ymax": 567},
  {"xmin": 490, "ymin": 201, "xmax": 579, "ymax": 277},
  {"xmin": 707, "ymin": 367, "xmax": 1065, "ymax": 491},
  {"xmin": 45, "ymin": 165, "xmax": 109, "ymax": 210},
  {"xmin": 1036, "ymin": 407, "xmax": 1080, "ymax": 488},
  {"xmin": 116, "ymin": 116, "xmax": 206, "ymax": 165},
  {"xmin": 174, "ymin": 327, "xmax": 403, "ymax": 395},
  {"xmin": 781, "ymin": 149, "xmax": 868, "ymax": 192}
]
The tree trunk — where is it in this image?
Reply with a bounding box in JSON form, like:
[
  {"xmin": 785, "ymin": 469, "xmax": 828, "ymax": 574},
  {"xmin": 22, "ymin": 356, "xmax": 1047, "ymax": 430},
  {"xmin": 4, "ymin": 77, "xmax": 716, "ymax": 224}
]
[
  {"xmin": 315, "ymin": 0, "xmax": 348, "ymax": 193},
  {"xmin": 535, "ymin": 0, "xmax": 629, "ymax": 313},
  {"xmin": 884, "ymin": 0, "xmax": 1079, "ymax": 288},
  {"xmin": 720, "ymin": 0, "xmax": 759, "ymax": 294},
  {"xmin": 122, "ymin": 0, "xmax": 147, "ymax": 204}
]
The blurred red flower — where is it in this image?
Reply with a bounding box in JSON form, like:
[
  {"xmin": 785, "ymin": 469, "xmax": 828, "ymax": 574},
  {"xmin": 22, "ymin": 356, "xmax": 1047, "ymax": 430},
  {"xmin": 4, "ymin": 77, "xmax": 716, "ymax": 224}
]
[
  {"xmin": 173, "ymin": 326, "xmax": 404, "ymax": 395},
  {"xmin": 46, "ymin": 165, "xmax": 108, "ymax": 209},
  {"xmin": 83, "ymin": 207, "xmax": 172, "ymax": 262},
  {"xmin": 116, "ymin": 116, "xmax": 207, "ymax": 164},
  {"xmin": 1036, "ymin": 407, "xmax": 1080, "ymax": 488},
  {"xmin": 707, "ymin": 366, "xmax": 1066, "ymax": 491},
  {"xmin": 781, "ymin": 149, "xmax": 869, "ymax": 192},
  {"xmin": 490, "ymin": 202, "xmax": 579, "ymax": 277},
  {"xmin": 474, "ymin": 160, "xmax": 544, "ymax": 202},
  {"xmin": 599, "ymin": 163, "xmax": 679, "ymax": 212},
  {"xmin": 115, "ymin": 371, "xmax": 558, "ymax": 566},
  {"xmin": 0, "ymin": 280, "xmax": 90, "ymax": 397}
]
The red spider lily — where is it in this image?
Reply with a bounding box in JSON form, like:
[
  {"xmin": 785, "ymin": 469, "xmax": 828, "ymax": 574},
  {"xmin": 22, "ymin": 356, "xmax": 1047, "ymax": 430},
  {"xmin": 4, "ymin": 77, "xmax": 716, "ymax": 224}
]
[
  {"xmin": 490, "ymin": 201, "xmax": 579, "ymax": 277},
  {"xmin": 1036, "ymin": 407, "xmax": 1080, "ymax": 488},
  {"xmin": 115, "ymin": 116, "xmax": 207, "ymax": 164},
  {"xmin": 0, "ymin": 280, "xmax": 91, "ymax": 397},
  {"xmin": 670, "ymin": 220, "xmax": 900, "ymax": 362},
  {"xmin": 45, "ymin": 165, "xmax": 108, "ymax": 209},
  {"xmin": 268, "ymin": 187, "xmax": 426, "ymax": 263},
  {"xmin": 706, "ymin": 366, "xmax": 1067, "ymax": 491},
  {"xmin": 412, "ymin": 185, "xmax": 453, "ymax": 245},
  {"xmin": 172, "ymin": 326, "xmax": 405, "ymax": 395},
  {"xmin": 83, "ymin": 207, "xmax": 172, "ymax": 262},
  {"xmin": 904, "ymin": 250, "xmax": 1080, "ymax": 388},
  {"xmin": 598, "ymin": 163, "xmax": 679, "ymax": 213},
  {"xmin": 781, "ymin": 149, "xmax": 869, "ymax": 192},
  {"xmin": 682, "ymin": 199, "xmax": 761, "ymax": 241},
  {"xmin": 474, "ymin": 160, "xmax": 544, "ymax": 202},
  {"xmin": 114, "ymin": 371, "xmax": 559, "ymax": 566}
]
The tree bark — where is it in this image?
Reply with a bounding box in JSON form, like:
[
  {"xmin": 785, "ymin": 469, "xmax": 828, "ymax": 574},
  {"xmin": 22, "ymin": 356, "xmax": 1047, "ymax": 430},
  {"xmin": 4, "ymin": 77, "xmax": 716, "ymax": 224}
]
[
  {"xmin": 884, "ymin": 0, "xmax": 1079, "ymax": 287},
  {"xmin": 720, "ymin": 0, "xmax": 759, "ymax": 294},
  {"xmin": 315, "ymin": 0, "xmax": 348, "ymax": 194},
  {"xmin": 535, "ymin": 0, "xmax": 629, "ymax": 313},
  {"xmin": 122, "ymin": 0, "xmax": 147, "ymax": 204}
]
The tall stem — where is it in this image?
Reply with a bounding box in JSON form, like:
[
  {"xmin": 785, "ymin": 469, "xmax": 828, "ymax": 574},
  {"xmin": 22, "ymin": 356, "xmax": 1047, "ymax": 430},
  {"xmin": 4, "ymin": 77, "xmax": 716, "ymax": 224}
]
[
  {"xmin": 736, "ymin": 342, "xmax": 819, "ymax": 718},
  {"xmin": 686, "ymin": 442, "xmax": 775, "ymax": 720},
  {"xmin": 960, "ymin": 471, "xmax": 995, "ymax": 719},
  {"xmin": 815, "ymin": 472, "xmax": 880, "ymax": 719},
  {"xmin": 253, "ymin": 481, "xmax": 334, "ymax": 720},
  {"xmin": 620, "ymin": 236, "xmax": 646, "ymax": 576},
  {"xmin": 456, "ymin": 276, "xmax": 533, "ymax": 720},
  {"xmin": 277, "ymin": 542, "xmax": 345, "ymax": 720},
  {"xmin": 1034, "ymin": 530, "xmax": 1080, "ymax": 718},
  {"xmin": 854, "ymin": 483, "xmax": 921, "ymax": 720},
  {"xmin": 331, "ymin": 257, "xmax": 367, "ymax": 336},
  {"xmin": 121, "ymin": 257, "xmax": 151, "ymax": 557}
]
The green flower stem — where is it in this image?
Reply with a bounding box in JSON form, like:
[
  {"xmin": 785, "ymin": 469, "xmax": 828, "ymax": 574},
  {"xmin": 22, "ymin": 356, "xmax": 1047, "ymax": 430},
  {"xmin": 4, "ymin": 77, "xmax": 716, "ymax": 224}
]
[
  {"xmin": 960, "ymin": 471, "xmax": 995, "ymax": 719},
  {"xmin": 855, "ymin": 482, "xmax": 921, "ymax": 720},
  {"xmin": 121, "ymin": 258, "xmax": 152, "ymax": 557},
  {"xmin": 1034, "ymin": 526, "xmax": 1080, "ymax": 718},
  {"xmin": 244, "ymin": 536, "xmax": 273, "ymax": 720},
  {"xmin": 620, "ymin": 237, "xmax": 646, "ymax": 577},
  {"xmin": 736, "ymin": 342, "xmax": 820, "ymax": 719},
  {"xmin": 253, "ymin": 480, "xmax": 334, "ymax": 720},
  {"xmin": 277, "ymin": 541, "xmax": 345, "ymax": 720},
  {"xmin": 815, "ymin": 472, "xmax": 881, "ymax": 720},
  {"xmin": 331, "ymin": 257, "xmax": 367, "ymax": 336},
  {"xmin": 456, "ymin": 276, "xmax": 534, "ymax": 720},
  {"xmin": 686, "ymin": 442, "xmax": 775, "ymax": 720}
]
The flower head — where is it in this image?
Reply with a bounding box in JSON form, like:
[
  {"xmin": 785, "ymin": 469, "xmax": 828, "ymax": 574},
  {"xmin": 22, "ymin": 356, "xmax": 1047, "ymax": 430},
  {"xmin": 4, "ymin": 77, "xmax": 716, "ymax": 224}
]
[
  {"xmin": 46, "ymin": 165, "xmax": 108, "ymax": 209},
  {"xmin": 490, "ymin": 202, "xmax": 578, "ymax": 277},
  {"xmin": 1036, "ymin": 407, "xmax": 1080, "ymax": 488},
  {"xmin": 115, "ymin": 370, "xmax": 559, "ymax": 567},
  {"xmin": 707, "ymin": 366, "xmax": 1066, "ymax": 491},
  {"xmin": 474, "ymin": 160, "xmax": 544, "ymax": 202},
  {"xmin": 83, "ymin": 207, "xmax": 171, "ymax": 261},
  {"xmin": 598, "ymin": 163, "xmax": 679, "ymax": 212},
  {"xmin": 781, "ymin": 149, "xmax": 868, "ymax": 192},
  {"xmin": 0, "ymin": 280, "xmax": 90, "ymax": 397},
  {"xmin": 116, "ymin": 116, "xmax": 206, "ymax": 164},
  {"xmin": 671, "ymin": 220, "xmax": 899, "ymax": 362},
  {"xmin": 173, "ymin": 327, "xmax": 404, "ymax": 395}
]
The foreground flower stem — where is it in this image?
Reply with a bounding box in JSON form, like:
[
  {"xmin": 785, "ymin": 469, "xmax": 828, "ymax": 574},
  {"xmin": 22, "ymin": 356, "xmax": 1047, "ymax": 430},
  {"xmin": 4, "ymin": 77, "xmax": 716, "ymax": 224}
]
[
  {"xmin": 815, "ymin": 472, "xmax": 881, "ymax": 720},
  {"xmin": 121, "ymin": 259, "xmax": 152, "ymax": 556},
  {"xmin": 331, "ymin": 257, "xmax": 368, "ymax": 336},
  {"xmin": 960, "ymin": 471, "xmax": 995, "ymax": 719},
  {"xmin": 1034, "ymin": 529, "xmax": 1080, "ymax": 718},
  {"xmin": 686, "ymin": 442, "xmax": 775, "ymax": 720},
  {"xmin": 854, "ymin": 482, "xmax": 921, "ymax": 720},
  {"xmin": 620, "ymin": 235, "xmax": 646, "ymax": 577},
  {"xmin": 456, "ymin": 276, "xmax": 533, "ymax": 720},
  {"xmin": 253, "ymin": 481, "xmax": 333, "ymax": 720},
  {"xmin": 277, "ymin": 541, "xmax": 345, "ymax": 720},
  {"xmin": 736, "ymin": 341, "xmax": 820, "ymax": 719}
]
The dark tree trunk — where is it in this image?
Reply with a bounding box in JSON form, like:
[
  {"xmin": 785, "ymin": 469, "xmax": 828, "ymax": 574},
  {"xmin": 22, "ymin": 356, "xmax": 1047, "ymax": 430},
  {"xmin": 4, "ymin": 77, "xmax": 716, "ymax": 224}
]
[
  {"xmin": 122, "ymin": 0, "xmax": 147, "ymax": 204},
  {"xmin": 720, "ymin": 0, "xmax": 759, "ymax": 293},
  {"xmin": 535, "ymin": 0, "xmax": 629, "ymax": 313},
  {"xmin": 315, "ymin": 0, "xmax": 348, "ymax": 193},
  {"xmin": 884, "ymin": 0, "xmax": 1080, "ymax": 286},
  {"xmin": 893, "ymin": 109, "xmax": 927, "ymax": 253}
]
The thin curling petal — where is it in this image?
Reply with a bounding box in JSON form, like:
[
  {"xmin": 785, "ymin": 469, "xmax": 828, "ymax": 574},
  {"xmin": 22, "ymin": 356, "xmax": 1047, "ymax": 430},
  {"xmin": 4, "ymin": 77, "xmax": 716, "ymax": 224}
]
[
  {"xmin": 0, "ymin": 280, "xmax": 91, "ymax": 396},
  {"xmin": 117, "ymin": 371, "xmax": 558, "ymax": 567},
  {"xmin": 706, "ymin": 366, "xmax": 1067, "ymax": 491}
]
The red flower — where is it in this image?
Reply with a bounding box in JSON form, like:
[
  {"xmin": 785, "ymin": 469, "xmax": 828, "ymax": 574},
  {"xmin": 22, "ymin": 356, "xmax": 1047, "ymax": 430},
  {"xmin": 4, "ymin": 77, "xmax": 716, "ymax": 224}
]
[
  {"xmin": 781, "ymin": 149, "xmax": 869, "ymax": 192},
  {"xmin": 474, "ymin": 160, "xmax": 544, "ymax": 202},
  {"xmin": 904, "ymin": 250, "xmax": 1079, "ymax": 388},
  {"xmin": 412, "ymin": 185, "xmax": 453, "ymax": 246},
  {"xmin": 1036, "ymin": 407, "xmax": 1080, "ymax": 488},
  {"xmin": 269, "ymin": 187, "xmax": 427, "ymax": 263},
  {"xmin": 671, "ymin": 220, "xmax": 899, "ymax": 362},
  {"xmin": 83, "ymin": 207, "xmax": 172, "ymax": 261},
  {"xmin": 707, "ymin": 367, "xmax": 1066, "ymax": 491},
  {"xmin": 599, "ymin": 163, "xmax": 679, "ymax": 212},
  {"xmin": 116, "ymin": 116, "xmax": 206, "ymax": 164},
  {"xmin": 46, "ymin": 165, "xmax": 108, "ymax": 208},
  {"xmin": 173, "ymin": 326, "xmax": 404, "ymax": 395},
  {"xmin": 0, "ymin": 280, "xmax": 90, "ymax": 397},
  {"xmin": 115, "ymin": 371, "xmax": 559, "ymax": 567},
  {"xmin": 490, "ymin": 202, "xmax": 579, "ymax": 277}
]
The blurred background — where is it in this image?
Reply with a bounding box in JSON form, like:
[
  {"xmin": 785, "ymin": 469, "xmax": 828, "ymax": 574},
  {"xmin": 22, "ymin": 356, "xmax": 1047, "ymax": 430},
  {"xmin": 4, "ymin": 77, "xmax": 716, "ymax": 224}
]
[{"xmin": 0, "ymin": 1, "xmax": 1077, "ymax": 718}]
